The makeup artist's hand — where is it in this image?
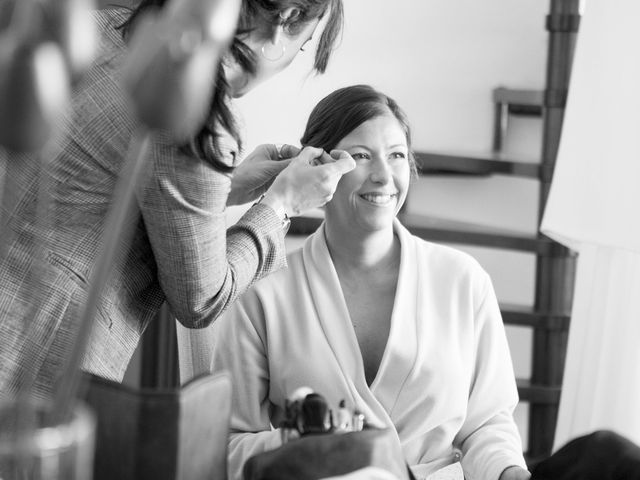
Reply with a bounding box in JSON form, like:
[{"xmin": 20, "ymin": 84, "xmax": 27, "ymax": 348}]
[
  {"xmin": 261, "ymin": 147, "xmax": 355, "ymax": 218},
  {"xmin": 227, "ymin": 144, "xmax": 293, "ymax": 206}
]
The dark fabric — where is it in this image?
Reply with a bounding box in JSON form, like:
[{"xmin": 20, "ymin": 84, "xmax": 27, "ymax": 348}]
[
  {"xmin": 243, "ymin": 428, "xmax": 412, "ymax": 480},
  {"xmin": 531, "ymin": 430, "xmax": 640, "ymax": 480}
]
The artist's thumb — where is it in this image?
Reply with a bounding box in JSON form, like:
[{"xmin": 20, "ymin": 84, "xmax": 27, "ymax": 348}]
[{"xmin": 326, "ymin": 149, "xmax": 355, "ymax": 174}]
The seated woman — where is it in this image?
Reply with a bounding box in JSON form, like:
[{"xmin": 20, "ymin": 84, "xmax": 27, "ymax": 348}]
[{"xmin": 210, "ymin": 85, "xmax": 530, "ymax": 480}]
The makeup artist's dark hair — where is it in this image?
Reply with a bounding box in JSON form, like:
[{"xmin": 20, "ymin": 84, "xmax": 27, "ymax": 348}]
[
  {"xmin": 300, "ymin": 84, "xmax": 418, "ymax": 178},
  {"xmin": 117, "ymin": 0, "xmax": 343, "ymax": 168}
]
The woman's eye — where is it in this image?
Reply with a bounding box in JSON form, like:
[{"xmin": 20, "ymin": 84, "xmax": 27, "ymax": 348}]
[
  {"xmin": 391, "ymin": 152, "xmax": 406, "ymax": 160},
  {"xmin": 351, "ymin": 153, "xmax": 369, "ymax": 160}
]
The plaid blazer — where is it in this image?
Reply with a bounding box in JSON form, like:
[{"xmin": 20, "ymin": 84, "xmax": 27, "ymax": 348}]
[{"xmin": 0, "ymin": 8, "xmax": 286, "ymax": 399}]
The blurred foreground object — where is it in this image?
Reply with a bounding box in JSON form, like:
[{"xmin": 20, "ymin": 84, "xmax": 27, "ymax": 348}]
[
  {"xmin": 0, "ymin": 399, "xmax": 95, "ymax": 479},
  {"xmin": 0, "ymin": 34, "xmax": 68, "ymax": 152},
  {"xmin": 243, "ymin": 428, "xmax": 412, "ymax": 480},
  {"xmin": 81, "ymin": 372, "xmax": 232, "ymax": 480},
  {"xmin": 241, "ymin": 385, "xmax": 416, "ymax": 479},
  {"xmin": 51, "ymin": 0, "xmax": 241, "ymax": 421},
  {"xmin": 0, "ymin": 0, "xmax": 96, "ymax": 152},
  {"xmin": 41, "ymin": 0, "xmax": 97, "ymax": 80},
  {"xmin": 122, "ymin": 0, "xmax": 241, "ymax": 140},
  {"xmin": 531, "ymin": 430, "xmax": 640, "ymax": 480},
  {"xmin": 0, "ymin": 2, "xmax": 97, "ymax": 477},
  {"xmin": 280, "ymin": 390, "xmax": 369, "ymax": 445}
]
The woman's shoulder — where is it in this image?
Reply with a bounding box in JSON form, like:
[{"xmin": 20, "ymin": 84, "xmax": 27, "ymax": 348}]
[
  {"xmin": 413, "ymin": 235, "xmax": 485, "ymax": 271},
  {"xmin": 405, "ymin": 234, "xmax": 491, "ymax": 292}
]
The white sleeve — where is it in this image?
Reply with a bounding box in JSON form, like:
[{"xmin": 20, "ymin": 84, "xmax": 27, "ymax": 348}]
[
  {"xmin": 210, "ymin": 297, "xmax": 283, "ymax": 480},
  {"xmin": 455, "ymin": 272, "xmax": 528, "ymax": 480}
]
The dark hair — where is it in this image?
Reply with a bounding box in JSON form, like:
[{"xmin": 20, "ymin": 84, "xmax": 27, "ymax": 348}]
[
  {"xmin": 300, "ymin": 84, "xmax": 418, "ymax": 178},
  {"xmin": 118, "ymin": 0, "xmax": 343, "ymax": 168}
]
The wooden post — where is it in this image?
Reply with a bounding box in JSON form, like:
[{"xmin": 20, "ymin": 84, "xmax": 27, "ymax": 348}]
[{"xmin": 530, "ymin": 0, "xmax": 581, "ymax": 460}]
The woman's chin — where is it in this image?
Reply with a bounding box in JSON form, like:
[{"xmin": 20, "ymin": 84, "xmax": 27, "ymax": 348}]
[{"xmin": 355, "ymin": 214, "xmax": 396, "ymax": 234}]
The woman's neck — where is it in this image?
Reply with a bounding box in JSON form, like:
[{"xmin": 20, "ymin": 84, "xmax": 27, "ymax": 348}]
[{"xmin": 324, "ymin": 222, "xmax": 400, "ymax": 279}]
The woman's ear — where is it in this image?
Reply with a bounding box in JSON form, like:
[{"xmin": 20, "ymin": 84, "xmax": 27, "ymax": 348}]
[{"xmin": 279, "ymin": 7, "xmax": 301, "ymax": 24}]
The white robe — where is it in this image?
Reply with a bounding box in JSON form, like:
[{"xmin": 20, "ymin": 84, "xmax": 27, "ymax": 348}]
[{"xmin": 211, "ymin": 220, "xmax": 526, "ymax": 480}]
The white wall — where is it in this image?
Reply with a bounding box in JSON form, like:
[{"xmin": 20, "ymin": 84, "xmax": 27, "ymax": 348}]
[
  {"xmin": 237, "ymin": 0, "xmax": 546, "ymax": 147},
  {"xmin": 234, "ymin": 0, "xmax": 553, "ymax": 449}
]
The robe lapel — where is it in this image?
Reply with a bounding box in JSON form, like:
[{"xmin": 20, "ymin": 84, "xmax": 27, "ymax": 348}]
[
  {"xmin": 302, "ymin": 224, "xmax": 391, "ymax": 428},
  {"xmin": 369, "ymin": 219, "xmax": 421, "ymax": 417},
  {"xmin": 301, "ymin": 222, "xmax": 420, "ymax": 430}
]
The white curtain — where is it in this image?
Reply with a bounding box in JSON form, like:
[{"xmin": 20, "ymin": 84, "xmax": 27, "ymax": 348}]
[{"xmin": 541, "ymin": 0, "xmax": 640, "ymax": 449}]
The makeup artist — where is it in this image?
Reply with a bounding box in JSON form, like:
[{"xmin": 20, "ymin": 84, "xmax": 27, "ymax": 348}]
[{"xmin": 0, "ymin": 0, "xmax": 352, "ymax": 399}]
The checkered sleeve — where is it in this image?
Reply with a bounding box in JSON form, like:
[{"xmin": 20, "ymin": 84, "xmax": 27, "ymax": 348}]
[{"xmin": 138, "ymin": 130, "xmax": 287, "ymax": 329}]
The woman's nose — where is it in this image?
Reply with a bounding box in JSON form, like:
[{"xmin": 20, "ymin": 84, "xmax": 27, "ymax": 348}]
[{"xmin": 369, "ymin": 158, "xmax": 391, "ymax": 183}]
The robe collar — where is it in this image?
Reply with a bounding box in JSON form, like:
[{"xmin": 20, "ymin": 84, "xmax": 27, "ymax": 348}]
[{"xmin": 301, "ymin": 219, "xmax": 422, "ymax": 428}]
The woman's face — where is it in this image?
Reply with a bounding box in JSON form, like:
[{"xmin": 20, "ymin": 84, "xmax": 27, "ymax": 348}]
[
  {"xmin": 325, "ymin": 114, "xmax": 411, "ymax": 235},
  {"xmin": 227, "ymin": 17, "xmax": 320, "ymax": 97}
]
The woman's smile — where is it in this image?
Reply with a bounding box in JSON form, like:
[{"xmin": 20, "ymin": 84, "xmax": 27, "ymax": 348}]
[{"xmin": 358, "ymin": 191, "xmax": 398, "ymax": 206}]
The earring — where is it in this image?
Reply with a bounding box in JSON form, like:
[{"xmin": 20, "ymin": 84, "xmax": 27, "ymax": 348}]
[{"xmin": 261, "ymin": 40, "xmax": 286, "ymax": 61}]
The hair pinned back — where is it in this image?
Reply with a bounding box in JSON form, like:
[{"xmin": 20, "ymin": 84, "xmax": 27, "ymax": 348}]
[{"xmin": 301, "ymin": 84, "xmax": 418, "ymax": 178}]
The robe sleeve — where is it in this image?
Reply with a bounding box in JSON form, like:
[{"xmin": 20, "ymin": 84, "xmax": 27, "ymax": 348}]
[
  {"xmin": 455, "ymin": 271, "xmax": 528, "ymax": 480},
  {"xmin": 210, "ymin": 296, "xmax": 283, "ymax": 480}
]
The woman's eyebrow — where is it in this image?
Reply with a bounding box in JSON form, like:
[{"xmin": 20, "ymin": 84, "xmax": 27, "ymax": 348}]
[
  {"xmin": 345, "ymin": 143, "xmax": 407, "ymax": 150},
  {"xmin": 346, "ymin": 144, "xmax": 371, "ymax": 150}
]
